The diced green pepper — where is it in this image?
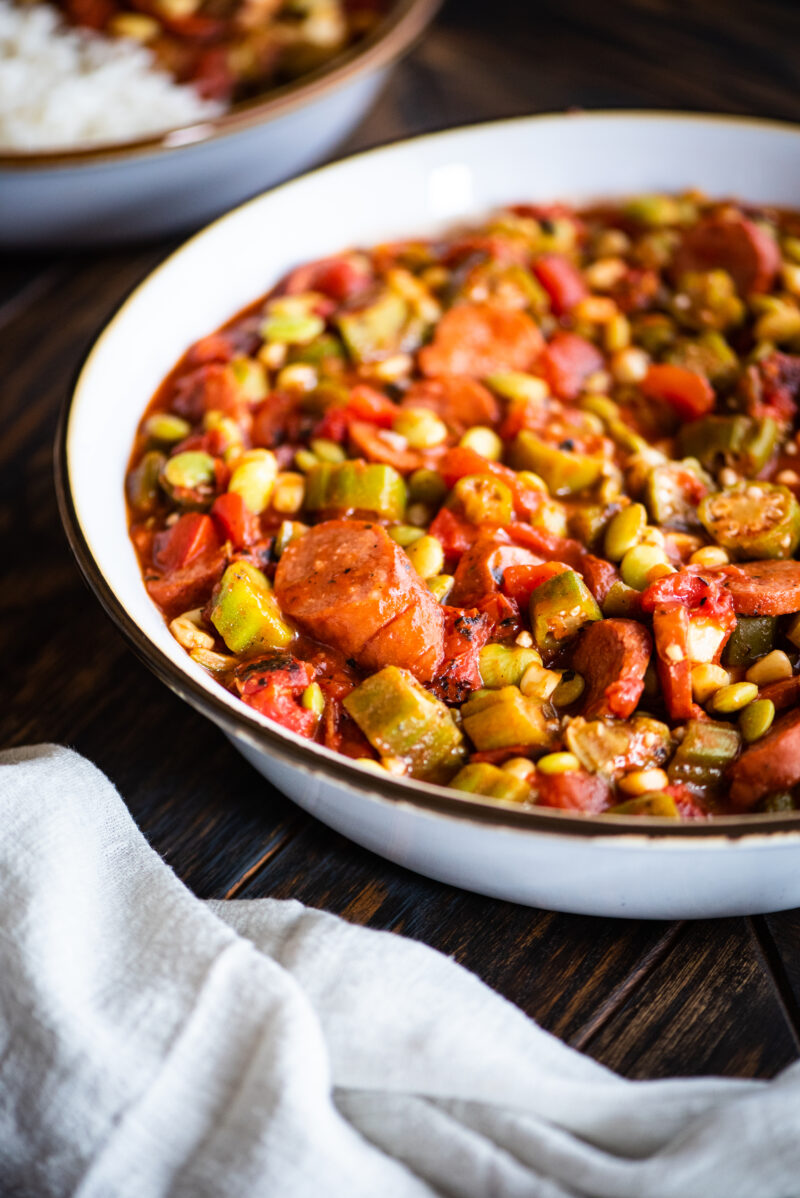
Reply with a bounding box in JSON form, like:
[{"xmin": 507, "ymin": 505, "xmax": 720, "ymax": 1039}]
[
  {"xmin": 679, "ymin": 415, "xmax": 778, "ymax": 478},
  {"xmin": 565, "ymin": 715, "xmax": 672, "ymax": 777},
  {"xmin": 529, "ymin": 570, "xmax": 602, "ymax": 656},
  {"xmin": 451, "ymin": 474, "xmax": 514, "ymax": 526},
  {"xmin": 601, "ymin": 580, "xmax": 642, "ymax": 619},
  {"xmin": 336, "ymin": 289, "xmax": 411, "ymax": 363},
  {"xmin": 699, "ymin": 482, "xmax": 800, "ymax": 560},
  {"xmin": 722, "ymin": 616, "xmax": 777, "ymax": 667},
  {"xmin": 305, "ymin": 460, "xmax": 407, "ymax": 521},
  {"xmin": 644, "ymin": 458, "xmax": 713, "ymax": 530},
  {"xmin": 126, "ymin": 449, "xmax": 166, "ymax": 515},
  {"xmin": 479, "ymin": 643, "xmax": 542, "ymax": 689},
  {"xmin": 210, "ymin": 561, "xmax": 294, "ymax": 655},
  {"xmin": 288, "ymin": 333, "xmax": 346, "ymax": 367},
  {"xmin": 230, "ymin": 356, "xmax": 269, "ymax": 402},
  {"xmin": 344, "ymin": 667, "xmax": 465, "ymax": 782},
  {"xmin": 608, "ymin": 793, "xmax": 679, "ymax": 817},
  {"xmin": 667, "ymin": 719, "xmax": 741, "ymax": 788},
  {"xmin": 450, "ymin": 762, "xmax": 531, "ymax": 803},
  {"xmin": 510, "ymin": 431, "xmax": 603, "ymax": 497},
  {"xmin": 460, "ymin": 687, "xmax": 557, "ymax": 752}
]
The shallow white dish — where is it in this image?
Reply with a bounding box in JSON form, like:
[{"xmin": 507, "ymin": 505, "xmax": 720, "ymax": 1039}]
[
  {"xmin": 58, "ymin": 111, "xmax": 800, "ymax": 918},
  {"xmin": 0, "ymin": 0, "xmax": 437, "ymax": 248}
]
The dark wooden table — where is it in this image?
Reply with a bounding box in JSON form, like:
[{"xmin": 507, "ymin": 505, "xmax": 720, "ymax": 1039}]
[{"xmin": 4, "ymin": 0, "xmax": 800, "ymax": 1081}]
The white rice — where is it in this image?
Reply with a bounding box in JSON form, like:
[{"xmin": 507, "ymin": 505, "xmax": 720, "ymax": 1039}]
[{"xmin": 0, "ymin": 0, "xmax": 224, "ymax": 150}]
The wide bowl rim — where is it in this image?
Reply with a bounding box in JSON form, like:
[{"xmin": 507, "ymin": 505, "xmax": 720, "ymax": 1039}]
[
  {"xmin": 0, "ymin": 0, "xmax": 439, "ymax": 171},
  {"xmin": 56, "ymin": 108, "xmax": 800, "ymax": 844}
]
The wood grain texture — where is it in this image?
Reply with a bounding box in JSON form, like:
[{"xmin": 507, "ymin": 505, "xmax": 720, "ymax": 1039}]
[{"xmin": 3, "ymin": 0, "xmax": 800, "ymax": 1079}]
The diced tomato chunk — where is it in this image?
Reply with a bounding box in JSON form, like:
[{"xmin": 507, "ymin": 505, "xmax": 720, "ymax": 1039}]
[
  {"xmin": 536, "ymin": 770, "xmax": 612, "ymax": 813},
  {"xmin": 641, "ymin": 364, "xmax": 715, "ymax": 422},
  {"xmin": 154, "ymin": 513, "xmax": 220, "ymax": 573},
  {"xmin": 283, "ymin": 255, "xmax": 373, "ymax": 302},
  {"xmin": 502, "ymin": 561, "xmax": 569, "ymax": 608},
  {"xmin": 540, "ymin": 332, "xmax": 604, "ymax": 400},
  {"xmin": 533, "ymin": 254, "xmax": 587, "ymax": 315},
  {"xmin": 347, "ymin": 384, "xmax": 399, "ymax": 427},
  {"xmin": 428, "ymin": 507, "xmax": 477, "ymax": 557},
  {"xmin": 211, "ymin": 491, "xmax": 260, "ymax": 550}
]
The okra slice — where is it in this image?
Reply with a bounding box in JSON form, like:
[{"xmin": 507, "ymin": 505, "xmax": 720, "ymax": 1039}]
[
  {"xmin": 529, "ymin": 570, "xmax": 602, "ymax": 656},
  {"xmin": 699, "ymin": 482, "xmax": 800, "ymax": 560},
  {"xmin": 305, "ymin": 461, "xmax": 407, "ymax": 521},
  {"xmin": 667, "ymin": 719, "xmax": 741, "ymax": 789},
  {"xmin": 510, "ymin": 431, "xmax": 603, "ymax": 497},
  {"xmin": 450, "ymin": 762, "xmax": 531, "ymax": 803},
  {"xmin": 343, "ymin": 667, "xmax": 466, "ymax": 783},
  {"xmin": 679, "ymin": 415, "xmax": 778, "ymax": 477},
  {"xmin": 722, "ymin": 615, "xmax": 776, "ymax": 668},
  {"xmin": 607, "ymin": 793, "xmax": 679, "ymax": 817},
  {"xmin": 336, "ymin": 289, "xmax": 410, "ymax": 363},
  {"xmin": 210, "ymin": 561, "xmax": 294, "ymax": 655},
  {"xmin": 460, "ymin": 687, "xmax": 557, "ymax": 752},
  {"xmin": 478, "ymin": 643, "xmax": 542, "ymax": 689},
  {"xmin": 644, "ymin": 458, "xmax": 712, "ymax": 530}
]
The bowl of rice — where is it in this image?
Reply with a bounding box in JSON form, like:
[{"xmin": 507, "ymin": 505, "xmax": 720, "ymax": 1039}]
[{"xmin": 0, "ymin": 0, "xmax": 438, "ymax": 246}]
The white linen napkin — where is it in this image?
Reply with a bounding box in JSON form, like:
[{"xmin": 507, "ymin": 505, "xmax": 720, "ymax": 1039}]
[{"xmin": 1, "ymin": 744, "xmax": 799, "ymax": 1198}]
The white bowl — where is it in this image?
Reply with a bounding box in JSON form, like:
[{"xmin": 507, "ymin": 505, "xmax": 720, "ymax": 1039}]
[
  {"xmin": 0, "ymin": 0, "xmax": 437, "ymax": 248},
  {"xmin": 58, "ymin": 111, "xmax": 800, "ymax": 918}
]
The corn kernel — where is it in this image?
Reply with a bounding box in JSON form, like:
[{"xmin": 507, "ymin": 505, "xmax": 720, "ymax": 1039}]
[
  {"xmin": 537, "ymin": 752, "xmax": 580, "ymax": 775},
  {"xmin": 502, "ymin": 757, "xmax": 536, "ymax": 781},
  {"xmin": 691, "ymin": 663, "xmax": 730, "ymax": 704},
  {"xmin": 583, "ymin": 257, "xmax": 628, "ymax": 290},
  {"xmin": 406, "ymin": 534, "xmax": 445, "ymax": 579},
  {"xmin": 745, "ymin": 650, "xmax": 793, "ymax": 686},
  {"xmin": 689, "ymin": 546, "xmax": 730, "ymax": 568},
  {"xmin": 108, "ymin": 11, "xmax": 160, "ymax": 40},
  {"xmin": 605, "ymin": 312, "xmax": 632, "ymax": 352},
  {"xmin": 301, "ymin": 682, "xmax": 325, "ymax": 716},
  {"xmin": 459, "ymin": 426, "xmax": 503, "ymax": 460},
  {"xmin": 618, "ymin": 768, "xmax": 669, "ymax": 795},
  {"xmin": 229, "ymin": 448, "xmax": 278, "ymax": 514},
  {"xmin": 170, "ymin": 611, "xmax": 214, "ymax": 652},
  {"xmin": 573, "ymin": 296, "xmax": 619, "ymax": 324},
  {"xmin": 393, "ymin": 407, "xmax": 448, "ymax": 449},
  {"xmin": 368, "ymin": 353, "xmax": 413, "ymax": 382},
  {"xmin": 427, "ymin": 574, "xmax": 455, "ymax": 603},
  {"xmin": 272, "ymin": 472, "xmax": 306, "ymax": 515},
  {"xmin": 277, "ymin": 363, "xmax": 318, "ymax": 393},
  {"xmin": 611, "ymin": 347, "xmax": 650, "ymax": 384}
]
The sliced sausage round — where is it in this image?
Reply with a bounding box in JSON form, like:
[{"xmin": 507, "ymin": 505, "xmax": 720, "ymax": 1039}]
[
  {"xmin": 710, "ymin": 560, "xmax": 800, "ymax": 616},
  {"xmin": 572, "ymin": 619, "xmax": 652, "ymax": 719},
  {"xmin": 274, "ymin": 520, "xmax": 444, "ymax": 680},
  {"xmin": 448, "ymin": 534, "xmax": 541, "ymax": 607},
  {"xmin": 672, "ymin": 215, "xmax": 780, "ymax": 295},
  {"xmin": 418, "ymin": 302, "xmax": 544, "ymax": 379},
  {"xmin": 728, "ymin": 709, "xmax": 800, "ymax": 810},
  {"xmin": 402, "ymin": 375, "xmax": 500, "ymax": 435}
]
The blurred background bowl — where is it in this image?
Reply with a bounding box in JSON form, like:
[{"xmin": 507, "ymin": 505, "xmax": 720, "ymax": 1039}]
[{"xmin": 0, "ymin": 0, "xmax": 439, "ymax": 249}]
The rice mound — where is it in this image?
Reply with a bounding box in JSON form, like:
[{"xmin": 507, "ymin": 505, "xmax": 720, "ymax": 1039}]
[{"xmin": 0, "ymin": 0, "xmax": 224, "ymax": 150}]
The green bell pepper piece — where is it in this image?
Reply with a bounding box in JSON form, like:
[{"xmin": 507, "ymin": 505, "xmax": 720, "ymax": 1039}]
[
  {"xmin": 460, "ymin": 687, "xmax": 557, "ymax": 752},
  {"xmin": 305, "ymin": 460, "xmax": 407, "ymax": 521},
  {"xmin": 211, "ymin": 561, "xmax": 294, "ymax": 655},
  {"xmin": 343, "ymin": 666, "xmax": 466, "ymax": 782},
  {"xmin": 665, "ymin": 331, "xmax": 739, "ymax": 386},
  {"xmin": 529, "ymin": 570, "xmax": 602, "ymax": 656},
  {"xmin": 450, "ymin": 762, "xmax": 531, "ymax": 803},
  {"xmin": 510, "ymin": 430, "xmax": 603, "ymax": 497},
  {"xmin": 699, "ymin": 482, "xmax": 800, "ymax": 560},
  {"xmin": 667, "ymin": 719, "xmax": 741, "ymax": 788},
  {"xmin": 722, "ymin": 616, "xmax": 777, "ymax": 667}
]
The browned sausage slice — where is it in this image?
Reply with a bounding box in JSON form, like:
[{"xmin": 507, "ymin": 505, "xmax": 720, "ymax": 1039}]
[
  {"xmin": 274, "ymin": 520, "xmax": 444, "ymax": 679},
  {"xmin": 418, "ymin": 302, "xmax": 544, "ymax": 378},
  {"xmin": 448, "ymin": 534, "xmax": 541, "ymax": 607},
  {"xmin": 672, "ymin": 215, "xmax": 780, "ymax": 295},
  {"xmin": 402, "ymin": 375, "xmax": 500, "ymax": 435},
  {"xmin": 572, "ymin": 619, "xmax": 652, "ymax": 719},
  {"xmin": 709, "ymin": 560, "xmax": 800, "ymax": 616},
  {"xmin": 728, "ymin": 709, "xmax": 800, "ymax": 810}
]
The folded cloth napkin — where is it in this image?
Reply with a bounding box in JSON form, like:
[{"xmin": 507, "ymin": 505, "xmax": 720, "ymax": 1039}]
[{"xmin": 1, "ymin": 745, "xmax": 799, "ymax": 1198}]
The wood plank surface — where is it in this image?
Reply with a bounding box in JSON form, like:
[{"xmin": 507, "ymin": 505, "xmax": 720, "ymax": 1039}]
[{"xmin": 3, "ymin": 0, "xmax": 800, "ymax": 1081}]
